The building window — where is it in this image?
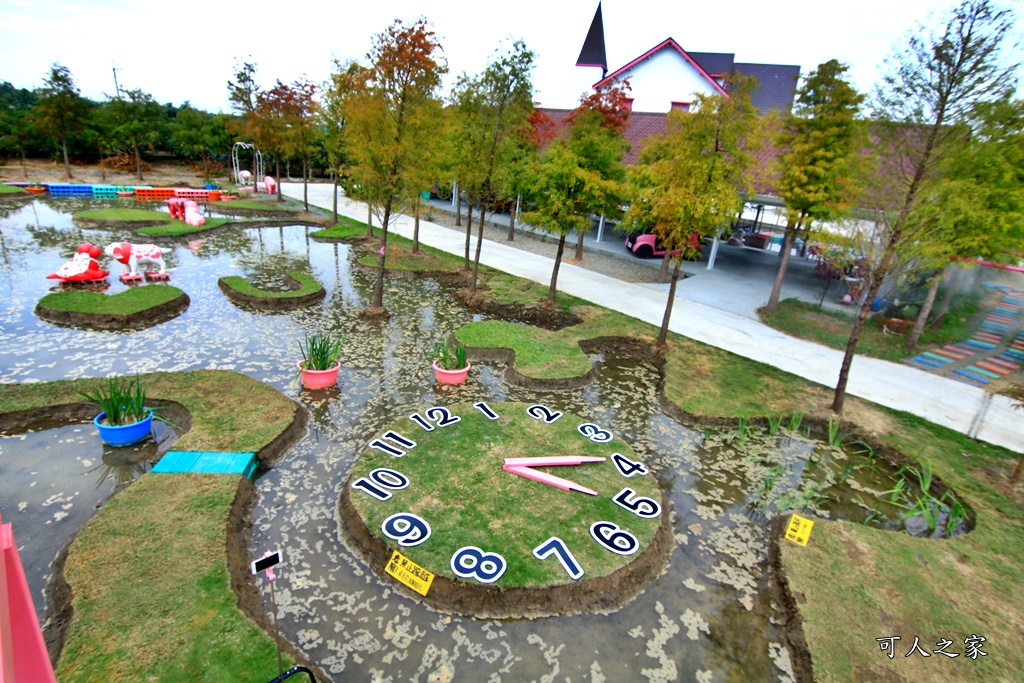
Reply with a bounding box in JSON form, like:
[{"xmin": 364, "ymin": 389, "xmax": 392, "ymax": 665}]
[{"xmin": 670, "ymin": 101, "xmax": 690, "ymax": 112}]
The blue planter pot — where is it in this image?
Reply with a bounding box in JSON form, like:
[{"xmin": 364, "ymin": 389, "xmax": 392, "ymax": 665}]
[{"xmin": 94, "ymin": 410, "xmax": 154, "ymax": 447}]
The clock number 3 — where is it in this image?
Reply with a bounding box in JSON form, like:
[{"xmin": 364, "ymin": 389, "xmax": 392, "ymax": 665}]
[
  {"xmin": 613, "ymin": 488, "xmax": 662, "ymax": 518},
  {"xmin": 381, "ymin": 512, "xmax": 431, "ymax": 547},
  {"xmin": 368, "ymin": 430, "xmax": 416, "ymax": 457},
  {"xmin": 527, "ymin": 404, "xmax": 563, "ymax": 424},
  {"xmin": 577, "ymin": 423, "xmax": 613, "ymax": 443},
  {"xmin": 532, "ymin": 537, "xmax": 584, "ymax": 580},
  {"xmin": 409, "ymin": 407, "xmax": 462, "ymax": 431},
  {"xmin": 351, "ymin": 467, "xmax": 409, "ymax": 501},
  {"xmin": 590, "ymin": 521, "xmax": 639, "ymax": 556},
  {"xmin": 450, "ymin": 546, "xmax": 507, "ymax": 584}
]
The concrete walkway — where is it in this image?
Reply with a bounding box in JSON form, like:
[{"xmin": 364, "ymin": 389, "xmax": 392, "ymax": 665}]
[{"xmin": 282, "ymin": 183, "xmax": 1021, "ymax": 454}]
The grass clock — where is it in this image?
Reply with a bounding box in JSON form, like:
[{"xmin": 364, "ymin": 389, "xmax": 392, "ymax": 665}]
[{"xmin": 341, "ymin": 402, "xmax": 673, "ymax": 619}]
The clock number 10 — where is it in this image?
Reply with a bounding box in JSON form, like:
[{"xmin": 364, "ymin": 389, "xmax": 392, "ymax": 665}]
[{"xmin": 351, "ymin": 467, "xmax": 409, "ymax": 501}]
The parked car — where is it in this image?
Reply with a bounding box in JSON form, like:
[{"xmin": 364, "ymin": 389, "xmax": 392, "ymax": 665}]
[{"xmin": 625, "ymin": 231, "xmax": 701, "ymax": 259}]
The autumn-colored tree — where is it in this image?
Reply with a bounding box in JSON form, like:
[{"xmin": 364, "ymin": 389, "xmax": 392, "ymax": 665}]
[
  {"xmin": 226, "ymin": 59, "xmax": 262, "ymax": 193},
  {"xmin": 504, "ymin": 108, "xmax": 557, "ymax": 241},
  {"xmin": 279, "ymin": 79, "xmax": 318, "ymax": 210},
  {"xmin": 321, "ymin": 60, "xmax": 368, "ymax": 223},
  {"xmin": 344, "ymin": 18, "xmax": 447, "ymax": 317},
  {"xmin": 831, "ymin": 0, "xmax": 1019, "ymax": 413},
  {"xmin": 765, "ymin": 60, "xmax": 866, "ymax": 312},
  {"xmin": 107, "ymin": 88, "xmax": 163, "ymax": 181},
  {"xmin": 628, "ymin": 77, "xmax": 761, "ymax": 346},
  {"xmin": 33, "ymin": 63, "xmax": 89, "ymax": 179},
  {"xmin": 450, "ymin": 40, "xmax": 536, "ymax": 291}
]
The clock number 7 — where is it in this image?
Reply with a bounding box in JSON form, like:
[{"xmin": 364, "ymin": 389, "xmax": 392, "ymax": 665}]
[
  {"xmin": 532, "ymin": 536, "xmax": 584, "ymax": 580},
  {"xmin": 368, "ymin": 430, "xmax": 416, "ymax": 457}
]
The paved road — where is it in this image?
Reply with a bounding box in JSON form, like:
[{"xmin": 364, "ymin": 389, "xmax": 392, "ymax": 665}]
[{"xmin": 283, "ymin": 183, "xmax": 1021, "ymax": 454}]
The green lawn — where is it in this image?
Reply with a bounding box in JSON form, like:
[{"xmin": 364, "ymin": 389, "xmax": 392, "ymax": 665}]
[
  {"xmin": 218, "ymin": 270, "xmax": 324, "ymax": 299},
  {"xmin": 37, "ymin": 285, "xmax": 184, "ymax": 315}
]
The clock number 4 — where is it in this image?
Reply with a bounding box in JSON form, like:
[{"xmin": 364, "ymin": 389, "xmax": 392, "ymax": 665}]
[
  {"xmin": 613, "ymin": 488, "xmax": 662, "ymax": 519},
  {"xmin": 409, "ymin": 407, "xmax": 461, "ymax": 432},
  {"xmin": 351, "ymin": 467, "xmax": 409, "ymax": 501},
  {"xmin": 590, "ymin": 521, "xmax": 639, "ymax": 556},
  {"xmin": 611, "ymin": 452, "xmax": 649, "ymax": 477},
  {"xmin": 450, "ymin": 546, "xmax": 507, "ymax": 584},
  {"xmin": 527, "ymin": 404, "xmax": 563, "ymax": 424},
  {"xmin": 533, "ymin": 536, "xmax": 584, "ymax": 580},
  {"xmin": 368, "ymin": 430, "xmax": 416, "ymax": 457},
  {"xmin": 578, "ymin": 423, "xmax": 613, "ymax": 443}
]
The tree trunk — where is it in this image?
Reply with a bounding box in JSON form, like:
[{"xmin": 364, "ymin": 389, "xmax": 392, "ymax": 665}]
[
  {"xmin": 134, "ymin": 143, "xmax": 143, "ymax": 181},
  {"xmin": 575, "ymin": 223, "xmax": 585, "ymax": 260},
  {"xmin": 99, "ymin": 146, "xmax": 107, "ymax": 181},
  {"xmin": 202, "ymin": 153, "xmax": 209, "ymax": 179},
  {"xmin": 413, "ymin": 195, "xmax": 421, "ymax": 253},
  {"xmin": 372, "ymin": 202, "xmax": 392, "ymax": 310},
  {"xmin": 1012, "ymin": 454, "xmax": 1024, "ymax": 484},
  {"xmin": 934, "ymin": 269, "xmax": 958, "ymax": 325},
  {"xmin": 766, "ymin": 215, "xmax": 801, "ymax": 312},
  {"xmin": 906, "ymin": 274, "xmax": 943, "ymax": 351},
  {"xmin": 275, "ymin": 157, "xmax": 282, "ymax": 202},
  {"xmin": 61, "ymin": 133, "xmax": 72, "ymax": 179},
  {"xmin": 658, "ymin": 258, "xmax": 684, "ymax": 346},
  {"xmin": 367, "ymin": 204, "xmax": 374, "ymax": 237},
  {"xmin": 20, "ymin": 149, "xmax": 27, "ymax": 178},
  {"xmin": 302, "ymin": 156, "xmax": 309, "ymax": 211},
  {"xmin": 658, "ymin": 251, "xmax": 671, "ymax": 283},
  {"xmin": 455, "ymin": 189, "xmax": 462, "ymax": 227},
  {"xmin": 464, "ymin": 201, "xmax": 474, "ymax": 271},
  {"xmin": 507, "ymin": 194, "xmax": 519, "ymax": 241},
  {"xmin": 548, "ymin": 232, "xmax": 567, "ymax": 304},
  {"xmin": 471, "ymin": 207, "xmax": 486, "ymax": 293}
]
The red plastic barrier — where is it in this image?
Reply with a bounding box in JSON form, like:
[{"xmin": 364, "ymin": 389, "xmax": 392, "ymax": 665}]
[{"xmin": 1, "ymin": 513, "xmax": 57, "ymax": 682}]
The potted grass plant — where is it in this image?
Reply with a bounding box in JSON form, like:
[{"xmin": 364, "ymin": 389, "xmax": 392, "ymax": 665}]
[
  {"xmin": 432, "ymin": 337, "xmax": 470, "ymax": 384},
  {"xmin": 297, "ymin": 332, "xmax": 345, "ymax": 389},
  {"xmin": 78, "ymin": 374, "xmax": 155, "ymax": 447}
]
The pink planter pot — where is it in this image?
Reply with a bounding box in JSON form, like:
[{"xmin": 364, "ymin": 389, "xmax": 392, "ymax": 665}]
[
  {"xmin": 297, "ymin": 360, "xmax": 341, "ymax": 389},
  {"xmin": 433, "ymin": 360, "xmax": 471, "ymax": 385}
]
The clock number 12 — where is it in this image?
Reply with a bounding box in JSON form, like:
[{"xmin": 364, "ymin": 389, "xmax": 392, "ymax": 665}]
[
  {"xmin": 408, "ymin": 407, "xmax": 461, "ymax": 432},
  {"xmin": 532, "ymin": 536, "xmax": 585, "ymax": 580}
]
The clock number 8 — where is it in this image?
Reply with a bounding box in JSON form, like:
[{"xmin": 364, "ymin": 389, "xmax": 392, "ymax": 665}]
[
  {"xmin": 381, "ymin": 512, "xmax": 431, "ymax": 547},
  {"xmin": 577, "ymin": 423, "xmax": 613, "ymax": 443},
  {"xmin": 351, "ymin": 468, "xmax": 409, "ymax": 501},
  {"xmin": 527, "ymin": 404, "xmax": 563, "ymax": 424},
  {"xmin": 590, "ymin": 521, "xmax": 639, "ymax": 556},
  {"xmin": 450, "ymin": 546, "xmax": 507, "ymax": 584},
  {"xmin": 613, "ymin": 487, "xmax": 662, "ymax": 519}
]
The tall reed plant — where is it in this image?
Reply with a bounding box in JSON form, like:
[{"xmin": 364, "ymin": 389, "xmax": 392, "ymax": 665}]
[
  {"xmin": 299, "ymin": 332, "xmax": 345, "ymax": 371},
  {"xmin": 78, "ymin": 375, "xmax": 150, "ymax": 426}
]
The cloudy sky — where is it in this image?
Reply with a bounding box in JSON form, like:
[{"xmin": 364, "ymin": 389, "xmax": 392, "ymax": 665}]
[{"xmin": 1, "ymin": 0, "xmax": 1019, "ymax": 113}]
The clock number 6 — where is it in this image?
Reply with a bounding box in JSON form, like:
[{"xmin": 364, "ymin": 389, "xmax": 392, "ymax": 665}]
[
  {"xmin": 450, "ymin": 546, "xmax": 507, "ymax": 584},
  {"xmin": 577, "ymin": 423, "xmax": 613, "ymax": 443},
  {"xmin": 590, "ymin": 521, "xmax": 639, "ymax": 556},
  {"xmin": 527, "ymin": 404, "xmax": 563, "ymax": 424},
  {"xmin": 613, "ymin": 488, "xmax": 662, "ymax": 519},
  {"xmin": 533, "ymin": 537, "xmax": 584, "ymax": 580},
  {"xmin": 381, "ymin": 512, "xmax": 431, "ymax": 547},
  {"xmin": 351, "ymin": 467, "xmax": 409, "ymax": 501}
]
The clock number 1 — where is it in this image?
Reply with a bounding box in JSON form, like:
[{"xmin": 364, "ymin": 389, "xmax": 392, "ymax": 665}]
[
  {"xmin": 473, "ymin": 401, "xmax": 499, "ymax": 420},
  {"xmin": 409, "ymin": 407, "xmax": 461, "ymax": 431},
  {"xmin": 532, "ymin": 537, "xmax": 584, "ymax": 580},
  {"xmin": 351, "ymin": 467, "xmax": 409, "ymax": 501},
  {"xmin": 368, "ymin": 430, "xmax": 416, "ymax": 457},
  {"xmin": 527, "ymin": 404, "xmax": 563, "ymax": 424}
]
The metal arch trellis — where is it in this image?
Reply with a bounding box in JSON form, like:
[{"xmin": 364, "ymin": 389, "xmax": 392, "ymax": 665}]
[{"xmin": 231, "ymin": 142, "xmax": 264, "ymax": 186}]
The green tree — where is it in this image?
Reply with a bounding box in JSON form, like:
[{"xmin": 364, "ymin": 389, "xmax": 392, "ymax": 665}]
[
  {"xmin": 227, "ymin": 59, "xmax": 262, "ymax": 192},
  {"xmin": 344, "ymin": 18, "xmax": 447, "ymax": 317},
  {"xmin": 171, "ymin": 104, "xmax": 229, "ymax": 178},
  {"xmin": 32, "ymin": 63, "xmax": 90, "ymax": 178},
  {"xmin": 765, "ymin": 60, "xmax": 866, "ymax": 312},
  {"xmin": 107, "ymin": 88, "xmax": 163, "ymax": 181},
  {"xmin": 831, "ymin": 0, "xmax": 1019, "ymax": 413},
  {"xmin": 278, "ymin": 79, "xmax": 318, "ymax": 210},
  {"xmin": 321, "ymin": 60, "xmax": 367, "ymax": 223},
  {"xmin": 628, "ymin": 78, "xmax": 761, "ymax": 346},
  {"xmin": 450, "ymin": 40, "xmax": 536, "ymax": 291}
]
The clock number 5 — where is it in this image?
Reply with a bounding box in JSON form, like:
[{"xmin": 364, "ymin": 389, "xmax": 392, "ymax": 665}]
[
  {"xmin": 351, "ymin": 468, "xmax": 409, "ymax": 501},
  {"xmin": 613, "ymin": 488, "xmax": 662, "ymax": 519},
  {"xmin": 577, "ymin": 423, "xmax": 613, "ymax": 443},
  {"xmin": 527, "ymin": 404, "xmax": 563, "ymax": 424},
  {"xmin": 533, "ymin": 537, "xmax": 584, "ymax": 580},
  {"xmin": 590, "ymin": 521, "xmax": 639, "ymax": 556}
]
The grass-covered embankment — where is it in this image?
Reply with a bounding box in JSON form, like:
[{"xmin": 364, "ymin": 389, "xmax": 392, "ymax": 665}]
[
  {"xmin": 74, "ymin": 207, "xmax": 232, "ymax": 237},
  {"xmin": 37, "ymin": 285, "xmax": 184, "ymax": 315}
]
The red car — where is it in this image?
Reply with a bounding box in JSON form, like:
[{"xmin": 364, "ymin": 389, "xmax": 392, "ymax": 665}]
[{"xmin": 625, "ymin": 231, "xmax": 700, "ymax": 259}]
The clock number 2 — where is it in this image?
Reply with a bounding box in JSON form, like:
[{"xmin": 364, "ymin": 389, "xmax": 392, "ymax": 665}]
[
  {"xmin": 611, "ymin": 452, "xmax": 649, "ymax": 477},
  {"xmin": 381, "ymin": 512, "xmax": 431, "ymax": 547},
  {"xmin": 613, "ymin": 488, "xmax": 662, "ymax": 519},
  {"xmin": 368, "ymin": 430, "xmax": 416, "ymax": 457},
  {"xmin": 450, "ymin": 546, "xmax": 507, "ymax": 584},
  {"xmin": 532, "ymin": 537, "xmax": 584, "ymax": 580},
  {"xmin": 590, "ymin": 521, "xmax": 639, "ymax": 556},
  {"xmin": 577, "ymin": 423, "xmax": 613, "ymax": 443},
  {"xmin": 527, "ymin": 404, "xmax": 563, "ymax": 424},
  {"xmin": 351, "ymin": 467, "xmax": 409, "ymax": 501},
  {"xmin": 409, "ymin": 407, "xmax": 461, "ymax": 432}
]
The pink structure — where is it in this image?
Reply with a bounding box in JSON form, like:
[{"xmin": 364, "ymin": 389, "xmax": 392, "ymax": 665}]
[
  {"xmin": 1, "ymin": 513, "xmax": 57, "ymax": 682},
  {"xmin": 503, "ymin": 456, "xmax": 605, "ymax": 496},
  {"xmin": 263, "ymin": 175, "xmax": 277, "ymax": 195}
]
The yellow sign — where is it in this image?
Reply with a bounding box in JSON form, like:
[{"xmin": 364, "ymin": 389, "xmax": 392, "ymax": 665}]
[
  {"xmin": 385, "ymin": 550, "xmax": 434, "ymax": 596},
  {"xmin": 785, "ymin": 514, "xmax": 814, "ymax": 546}
]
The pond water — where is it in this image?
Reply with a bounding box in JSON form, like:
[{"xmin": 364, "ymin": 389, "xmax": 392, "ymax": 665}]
[{"xmin": 0, "ymin": 198, "xmax": 947, "ymax": 682}]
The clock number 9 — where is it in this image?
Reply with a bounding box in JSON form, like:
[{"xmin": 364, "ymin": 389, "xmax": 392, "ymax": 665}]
[
  {"xmin": 527, "ymin": 404, "xmax": 563, "ymax": 424},
  {"xmin": 577, "ymin": 423, "xmax": 613, "ymax": 443},
  {"xmin": 450, "ymin": 546, "xmax": 507, "ymax": 584},
  {"xmin": 532, "ymin": 536, "xmax": 585, "ymax": 580},
  {"xmin": 351, "ymin": 467, "xmax": 409, "ymax": 501},
  {"xmin": 611, "ymin": 452, "xmax": 649, "ymax": 477},
  {"xmin": 613, "ymin": 487, "xmax": 662, "ymax": 519},
  {"xmin": 381, "ymin": 512, "xmax": 431, "ymax": 547},
  {"xmin": 590, "ymin": 521, "xmax": 639, "ymax": 556}
]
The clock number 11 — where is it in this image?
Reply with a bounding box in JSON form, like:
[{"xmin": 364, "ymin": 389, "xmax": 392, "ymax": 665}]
[{"xmin": 368, "ymin": 430, "xmax": 417, "ymax": 457}]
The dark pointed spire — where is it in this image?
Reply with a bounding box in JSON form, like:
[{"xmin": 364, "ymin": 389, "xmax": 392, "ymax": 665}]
[{"xmin": 576, "ymin": 2, "xmax": 608, "ymax": 77}]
